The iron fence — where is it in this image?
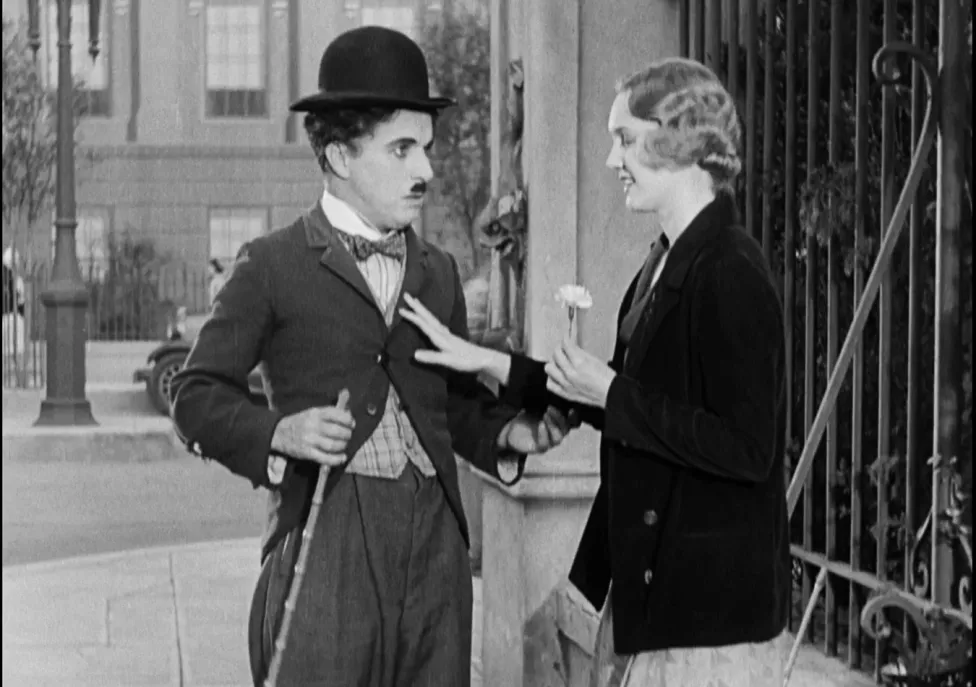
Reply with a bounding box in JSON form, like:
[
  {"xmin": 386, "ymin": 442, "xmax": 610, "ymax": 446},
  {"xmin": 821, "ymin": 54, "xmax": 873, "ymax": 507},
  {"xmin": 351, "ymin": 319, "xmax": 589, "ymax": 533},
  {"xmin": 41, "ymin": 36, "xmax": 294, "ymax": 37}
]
[
  {"xmin": 1, "ymin": 260, "xmax": 211, "ymax": 388},
  {"xmin": 677, "ymin": 0, "xmax": 972, "ymax": 682}
]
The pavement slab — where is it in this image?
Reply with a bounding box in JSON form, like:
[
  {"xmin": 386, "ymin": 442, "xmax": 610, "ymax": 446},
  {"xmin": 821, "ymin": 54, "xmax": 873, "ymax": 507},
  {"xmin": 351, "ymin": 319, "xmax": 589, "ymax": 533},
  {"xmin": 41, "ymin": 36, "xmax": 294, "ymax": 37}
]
[{"xmin": 2, "ymin": 538, "xmax": 867, "ymax": 687}]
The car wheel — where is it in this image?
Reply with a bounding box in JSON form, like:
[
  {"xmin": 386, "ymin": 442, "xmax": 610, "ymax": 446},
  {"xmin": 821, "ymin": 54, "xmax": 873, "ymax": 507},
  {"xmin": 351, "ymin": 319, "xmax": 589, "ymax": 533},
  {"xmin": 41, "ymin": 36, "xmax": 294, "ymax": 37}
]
[{"xmin": 150, "ymin": 352, "xmax": 186, "ymax": 416}]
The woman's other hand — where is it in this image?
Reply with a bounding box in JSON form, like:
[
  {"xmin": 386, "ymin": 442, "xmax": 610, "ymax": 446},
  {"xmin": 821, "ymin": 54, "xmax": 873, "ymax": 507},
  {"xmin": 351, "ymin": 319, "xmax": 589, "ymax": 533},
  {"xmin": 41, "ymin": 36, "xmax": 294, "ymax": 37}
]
[
  {"xmin": 545, "ymin": 338, "xmax": 617, "ymax": 409},
  {"xmin": 401, "ymin": 293, "xmax": 501, "ymax": 376}
]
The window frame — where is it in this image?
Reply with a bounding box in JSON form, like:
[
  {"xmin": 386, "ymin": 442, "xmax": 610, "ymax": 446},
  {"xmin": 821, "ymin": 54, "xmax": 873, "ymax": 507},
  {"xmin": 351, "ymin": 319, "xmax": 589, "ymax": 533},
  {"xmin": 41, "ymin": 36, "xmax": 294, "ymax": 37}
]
[
  {"xmin": 202, "ymin": 0, "xmax": 272, "ymax": 121},
  {"xmin": 50, "ymin": 208, "xmax": 112, "ymax": 282},
  {"xmin": 207, "ymin": 206, "xmax": 269, "ymax": 267},
  {"xmin": 46, "ymin": 0, "xmax": 113, "ymax": 118},
  {"xmin": 359, "ymin": 4, "xmax": 418, "ymax": 40}
]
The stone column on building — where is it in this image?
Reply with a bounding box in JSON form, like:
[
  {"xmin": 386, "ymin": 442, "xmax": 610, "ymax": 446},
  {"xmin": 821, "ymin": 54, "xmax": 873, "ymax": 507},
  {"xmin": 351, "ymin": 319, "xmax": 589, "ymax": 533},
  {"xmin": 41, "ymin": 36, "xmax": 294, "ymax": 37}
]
[{"xmin": 476, "ymin": 0, "xmax": 679, "ymax": 685}]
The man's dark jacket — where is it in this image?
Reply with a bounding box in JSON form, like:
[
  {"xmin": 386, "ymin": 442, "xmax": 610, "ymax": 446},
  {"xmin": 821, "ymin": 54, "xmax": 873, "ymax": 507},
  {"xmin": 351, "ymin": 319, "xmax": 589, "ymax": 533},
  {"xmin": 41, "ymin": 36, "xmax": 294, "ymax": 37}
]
[
  {"xmin": 507, "ymin": 193, "xmax": 791, "ymax": 654},
  {"xmin": 170, "ymin": 205, "xmax": 525, "ymax": 562}
]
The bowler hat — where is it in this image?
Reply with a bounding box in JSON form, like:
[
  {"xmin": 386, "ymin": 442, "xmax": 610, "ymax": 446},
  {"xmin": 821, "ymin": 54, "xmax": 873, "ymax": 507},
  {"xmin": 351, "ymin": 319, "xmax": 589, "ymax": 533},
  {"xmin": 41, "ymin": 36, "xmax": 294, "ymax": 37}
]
[{"xmin": 290, "ymin": 26, "xmax": 454, "ymax": 113}]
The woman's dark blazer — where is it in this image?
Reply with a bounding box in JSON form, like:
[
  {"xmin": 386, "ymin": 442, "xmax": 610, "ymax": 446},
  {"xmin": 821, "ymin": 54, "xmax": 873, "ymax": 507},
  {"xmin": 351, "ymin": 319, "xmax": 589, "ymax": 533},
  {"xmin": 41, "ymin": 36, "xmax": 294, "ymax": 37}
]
[{"xmin": 505, "ymin": 193, "xmax": 791, "ymax": 655}]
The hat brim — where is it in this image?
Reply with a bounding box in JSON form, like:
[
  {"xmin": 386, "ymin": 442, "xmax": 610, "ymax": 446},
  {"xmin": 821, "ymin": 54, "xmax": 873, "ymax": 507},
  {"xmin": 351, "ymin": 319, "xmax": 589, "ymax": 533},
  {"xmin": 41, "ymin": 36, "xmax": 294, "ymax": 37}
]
[{"xmin": 289, "ymin": 91, "xmax": 455, "ymax": 114}]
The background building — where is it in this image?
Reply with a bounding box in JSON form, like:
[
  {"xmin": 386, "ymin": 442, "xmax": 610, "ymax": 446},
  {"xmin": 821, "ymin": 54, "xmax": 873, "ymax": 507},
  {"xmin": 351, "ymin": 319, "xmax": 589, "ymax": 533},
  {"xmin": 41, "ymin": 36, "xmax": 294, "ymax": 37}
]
[{"xmin": 3, "ymin": 0, "xmax": 447, "ymax": 315}]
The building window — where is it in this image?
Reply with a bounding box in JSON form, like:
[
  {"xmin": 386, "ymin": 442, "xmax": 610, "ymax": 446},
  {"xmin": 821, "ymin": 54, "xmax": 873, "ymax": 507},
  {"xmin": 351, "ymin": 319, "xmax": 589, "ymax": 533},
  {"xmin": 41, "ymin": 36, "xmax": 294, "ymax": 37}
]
[
  {"xmin": 343, "ymin": 0, "xmax": 360, "ymax": 20},
  {"xmin": 51, "ymin": 212, "xmax": 109, "ymax": 280},
  {"xmin": 46, "ymin": 0, "xmax": 111, "ymax": 117},
  {"xmin": 361, "ymin": 5, "xmax": 417, "ymax": 39},
  {"xmin": 209, "ymin": 208, "xmax": 267, "ymax": 266},
  {"xmin": 205, "ymin": 0, "xmax": 268, "ymax": 118}
]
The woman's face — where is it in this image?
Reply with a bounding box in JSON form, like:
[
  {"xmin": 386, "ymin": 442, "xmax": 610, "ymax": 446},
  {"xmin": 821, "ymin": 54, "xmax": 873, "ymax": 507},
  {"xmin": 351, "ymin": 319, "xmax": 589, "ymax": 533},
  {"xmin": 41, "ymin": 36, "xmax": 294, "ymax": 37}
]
[{"xmin": 605, "ymin": 91, "xmax": 682, "ymax": 214}]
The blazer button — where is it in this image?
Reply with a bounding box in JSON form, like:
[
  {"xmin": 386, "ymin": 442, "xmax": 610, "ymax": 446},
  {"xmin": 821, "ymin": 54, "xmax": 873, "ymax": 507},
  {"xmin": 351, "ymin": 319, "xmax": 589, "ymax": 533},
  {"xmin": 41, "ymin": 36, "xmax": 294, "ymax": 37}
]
[
  {"xmin": 366, "ymin": 403, "xmax": 378, "ymax": 416},
  {"xmin": 644, "ymin": 569, "xmax": 654, "ymax": 584},
  {"xmin": 643, "ymin": 510, "xmax": 659, "ymax": 526}
]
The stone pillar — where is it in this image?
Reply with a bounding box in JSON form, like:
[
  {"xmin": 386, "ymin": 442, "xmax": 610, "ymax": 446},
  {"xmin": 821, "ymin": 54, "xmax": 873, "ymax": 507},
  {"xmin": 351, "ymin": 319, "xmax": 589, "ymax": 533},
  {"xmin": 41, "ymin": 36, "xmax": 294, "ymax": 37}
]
[{"xmin": 477, "ymin": 0, "xmax": 680, "ymax": 685}]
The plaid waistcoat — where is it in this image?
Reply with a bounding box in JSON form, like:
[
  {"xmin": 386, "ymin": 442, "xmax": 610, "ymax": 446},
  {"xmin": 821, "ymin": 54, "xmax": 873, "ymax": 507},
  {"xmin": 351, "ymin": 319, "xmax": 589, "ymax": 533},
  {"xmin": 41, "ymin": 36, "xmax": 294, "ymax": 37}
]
[{"xmin": 337, "ymin": 233, "xmax": 436, "ymax": 478}]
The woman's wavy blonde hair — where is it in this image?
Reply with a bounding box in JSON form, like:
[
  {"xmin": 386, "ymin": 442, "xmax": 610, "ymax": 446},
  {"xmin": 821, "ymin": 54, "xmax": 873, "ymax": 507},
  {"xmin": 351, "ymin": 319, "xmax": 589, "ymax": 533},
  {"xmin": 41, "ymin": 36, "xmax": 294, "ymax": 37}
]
[{"xmin": 617, "ymin": 57, "xmax": 742, "ymax": 192}]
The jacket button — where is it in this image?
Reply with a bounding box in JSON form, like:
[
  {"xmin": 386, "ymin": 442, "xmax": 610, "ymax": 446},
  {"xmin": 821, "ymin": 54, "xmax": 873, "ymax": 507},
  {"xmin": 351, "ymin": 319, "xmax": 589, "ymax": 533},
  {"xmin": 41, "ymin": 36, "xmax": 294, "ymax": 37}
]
[
  {"xmin": 644, "ymin": 569, "xmax": 654, "ymax": 584},
  {"xmin": 643, "ymin": 510, "xmax": 659, "ymax": 526},
  {"xmin": 376, "ymin": 352, "xmax": 387, "ymax": 364},
  {"xmin": 366, "ymin": 403, "xmax": 378, "ymax": 416}
]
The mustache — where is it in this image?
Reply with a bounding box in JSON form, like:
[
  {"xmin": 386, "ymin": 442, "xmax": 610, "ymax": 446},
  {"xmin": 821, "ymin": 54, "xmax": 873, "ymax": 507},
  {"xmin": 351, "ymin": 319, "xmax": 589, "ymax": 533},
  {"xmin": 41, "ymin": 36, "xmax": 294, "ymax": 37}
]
[{"xmin": 409, "ymin": 182, "xmax": 427, "ymax": 196}]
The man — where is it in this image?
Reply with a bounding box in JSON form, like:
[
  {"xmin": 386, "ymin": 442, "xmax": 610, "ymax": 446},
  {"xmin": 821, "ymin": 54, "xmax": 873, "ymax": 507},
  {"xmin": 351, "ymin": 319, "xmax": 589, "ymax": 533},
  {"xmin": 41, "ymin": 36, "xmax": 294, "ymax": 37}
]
[{"xmin": 170, "ymin": 26, "xmax": 571, "ymax": 687}]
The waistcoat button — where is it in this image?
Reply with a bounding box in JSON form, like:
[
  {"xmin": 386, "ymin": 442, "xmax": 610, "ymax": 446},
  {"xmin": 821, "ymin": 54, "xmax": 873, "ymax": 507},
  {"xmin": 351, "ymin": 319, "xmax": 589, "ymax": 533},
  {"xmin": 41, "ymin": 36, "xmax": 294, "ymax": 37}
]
[
  {"xmin": 644, "ymin": 569, "xmax": 654, "ymax": 584},
  {"xmin": 643, "ymin": 510, "xmax": 659, "ymax": 526}
]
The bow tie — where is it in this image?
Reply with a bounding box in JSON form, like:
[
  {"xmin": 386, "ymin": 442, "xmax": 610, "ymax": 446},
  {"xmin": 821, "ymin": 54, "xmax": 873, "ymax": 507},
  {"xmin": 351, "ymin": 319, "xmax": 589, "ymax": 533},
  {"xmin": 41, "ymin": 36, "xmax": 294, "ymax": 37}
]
[{"xmin": 340, "ymin": 230, "xmax": 407, "ymax": 262}]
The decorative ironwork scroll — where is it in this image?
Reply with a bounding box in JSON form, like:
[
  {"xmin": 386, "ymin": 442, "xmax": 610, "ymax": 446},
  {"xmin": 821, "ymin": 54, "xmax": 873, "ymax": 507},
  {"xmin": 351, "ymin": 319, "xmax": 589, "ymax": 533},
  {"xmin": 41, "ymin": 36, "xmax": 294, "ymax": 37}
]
[{"xmin": 852, "ymin": 41, "xmax": 973, "ymax": 687}]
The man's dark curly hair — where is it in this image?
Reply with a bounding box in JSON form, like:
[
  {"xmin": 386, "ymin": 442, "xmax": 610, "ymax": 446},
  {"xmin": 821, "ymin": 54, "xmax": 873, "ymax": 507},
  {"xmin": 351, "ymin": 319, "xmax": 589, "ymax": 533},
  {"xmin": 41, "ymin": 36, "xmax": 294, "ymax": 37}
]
[
  {"xmin": 304, "ymin": 107, "xmax": 440, "ymax": 174},
  {"xmin": 304, "ymin": 108, "xmax": 397, "ymax": 174}
]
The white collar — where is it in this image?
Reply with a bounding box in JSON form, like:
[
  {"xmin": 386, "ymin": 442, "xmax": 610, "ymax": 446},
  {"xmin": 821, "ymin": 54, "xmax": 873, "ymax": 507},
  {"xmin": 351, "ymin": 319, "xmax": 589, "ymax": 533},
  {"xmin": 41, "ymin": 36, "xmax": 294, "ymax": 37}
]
[{"xmin": 320, "ymin": 185, "xmax": 384, "ymax": 241}]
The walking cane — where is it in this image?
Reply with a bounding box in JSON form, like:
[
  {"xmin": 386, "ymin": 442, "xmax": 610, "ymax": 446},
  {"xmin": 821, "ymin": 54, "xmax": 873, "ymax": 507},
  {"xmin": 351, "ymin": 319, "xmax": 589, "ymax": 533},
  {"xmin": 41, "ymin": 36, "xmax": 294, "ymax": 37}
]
[{"xmin": 264, "ymin": 388, "xmax": 350, "ymax": 687}]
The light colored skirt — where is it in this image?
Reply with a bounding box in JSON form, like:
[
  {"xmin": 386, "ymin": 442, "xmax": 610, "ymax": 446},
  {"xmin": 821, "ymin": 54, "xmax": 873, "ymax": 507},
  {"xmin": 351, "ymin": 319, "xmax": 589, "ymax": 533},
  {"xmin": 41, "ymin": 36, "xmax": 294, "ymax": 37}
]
[{"xmin": 589, "ymin": 588, "xmax": 789, "ymax": 687}]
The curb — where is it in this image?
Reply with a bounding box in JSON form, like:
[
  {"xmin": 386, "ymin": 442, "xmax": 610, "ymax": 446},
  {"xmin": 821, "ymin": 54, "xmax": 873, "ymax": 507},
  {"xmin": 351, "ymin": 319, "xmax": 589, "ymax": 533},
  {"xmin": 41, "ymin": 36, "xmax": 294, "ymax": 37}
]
[
  {"xmin": 1, "ymin": 419, "xmax": 186, "ymax": 464},
  {"xmin": 1, "ymin": 537, "xmax": 262, "ymax": 577}
]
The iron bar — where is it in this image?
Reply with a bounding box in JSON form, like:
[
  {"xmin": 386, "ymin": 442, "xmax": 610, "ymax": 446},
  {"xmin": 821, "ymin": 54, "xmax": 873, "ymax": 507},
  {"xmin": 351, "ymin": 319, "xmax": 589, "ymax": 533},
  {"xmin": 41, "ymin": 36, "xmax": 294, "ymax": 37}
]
[
  {"xmin": 931, "ymin": 0, "xmax": 966, "ymax": 609},
  {"xmin": 785, "ymin": 566, "xmax": 829, "ymax": 687},
  {"xmin": 849, "ymin": 0, "xmax": 870, "ymax": 669},
  {"xmin": 903, "ymin": 0, "xmax": 926, "ymax": 650},
  {"xmin": 787, "ymin": 42, "xmax": 941, "ymax": 516},
  {"xmin": 875, "ymin": 0, "xmax": 897, "ymax": 677},
  {"xmin": 693, "ymin": 0, "xmax": 705, "ymax": 62},
  {"xmin": 783, "ymin": 0, "xmax": 796, "ymax": 510},
  {"xmin": 791, "ymin": 545, "xmax": 974, "ymax": 629},
  {"xmin": 761, "ymin": 0, "xmax": 776, "ymax": 263},
  {"xmin": 679, "ymin": 0, "xmax": 690, "ymax": 59},
  {"xmin": 801, "ymin": 0, "xmax": 821, "ymax": 640},
  {"xmin": 727, "ymin": 0, "xmax": 740, "ymax": 104},
  {"xmin": 706, "ymin": 0, "xmax": 722, "ymax": 76},
  {"xmin": 744, "ymin": 0, "xmax": 758, "ymax": 240},
  {"xmin": 824, "ymin": 0, "xmax": 843, "ymax": 658}
]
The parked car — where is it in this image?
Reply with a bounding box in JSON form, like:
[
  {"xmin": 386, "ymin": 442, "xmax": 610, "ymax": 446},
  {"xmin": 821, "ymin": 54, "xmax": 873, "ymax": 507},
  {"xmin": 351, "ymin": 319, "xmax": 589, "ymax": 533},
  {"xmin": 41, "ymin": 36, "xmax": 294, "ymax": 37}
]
[{"xmin": 134, "ymin": 309, "xmax": 266, "ymax": 415}]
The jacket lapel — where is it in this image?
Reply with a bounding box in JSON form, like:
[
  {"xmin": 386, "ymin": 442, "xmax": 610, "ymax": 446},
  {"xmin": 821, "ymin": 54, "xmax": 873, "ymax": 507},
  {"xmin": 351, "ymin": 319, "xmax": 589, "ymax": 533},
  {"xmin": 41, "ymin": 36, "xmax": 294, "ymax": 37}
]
[
  {"xmin": 302, "ymin": 203, "xmax": 380, "ymax": 315},
  {"xmin": 623, "ymin": 193, "xmax": 738, "ymax": 371},
  {"xmin": 390, "ymin": 227, "xmax": 429, "ymax": 331}
]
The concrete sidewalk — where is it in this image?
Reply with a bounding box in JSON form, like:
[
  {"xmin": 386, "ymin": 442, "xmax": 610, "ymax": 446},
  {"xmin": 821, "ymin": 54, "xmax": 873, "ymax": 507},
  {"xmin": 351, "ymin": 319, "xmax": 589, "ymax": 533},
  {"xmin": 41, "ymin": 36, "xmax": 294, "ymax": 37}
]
[
  {"xmin": 2, "ymin": 539, "xmax": 862, "ymax": 687},
  {"xmin": 2, "ymin": 538, "xmax": 485, "ymax": 687}
]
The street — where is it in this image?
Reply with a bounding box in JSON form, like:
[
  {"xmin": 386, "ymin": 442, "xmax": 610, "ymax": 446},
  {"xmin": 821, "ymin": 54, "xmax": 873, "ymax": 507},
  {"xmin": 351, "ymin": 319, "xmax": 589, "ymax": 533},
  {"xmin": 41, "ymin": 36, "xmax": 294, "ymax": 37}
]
[{"xmin": 2, "ymin": 455, "xmax": 266, "ymax": 567}]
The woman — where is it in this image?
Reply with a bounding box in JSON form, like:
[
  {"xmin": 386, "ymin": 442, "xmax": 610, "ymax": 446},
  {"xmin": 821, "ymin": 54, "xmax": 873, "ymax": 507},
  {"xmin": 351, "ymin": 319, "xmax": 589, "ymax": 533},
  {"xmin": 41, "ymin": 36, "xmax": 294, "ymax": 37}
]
[{"xmin": 400, "ymin": 57, "xmax": 790, "ymax": 687}]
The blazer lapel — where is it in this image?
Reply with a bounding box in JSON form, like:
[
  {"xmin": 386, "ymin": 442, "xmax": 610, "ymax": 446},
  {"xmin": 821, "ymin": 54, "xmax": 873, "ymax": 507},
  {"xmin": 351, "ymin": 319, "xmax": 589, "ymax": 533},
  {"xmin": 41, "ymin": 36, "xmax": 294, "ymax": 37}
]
[
  {"xmin": 302, "ymin": 204, "xmax": 382, "ymax": 316},
  {"xmin": 623, "ymin": 193, "xmax": 738, "ymax": 371},
  {"xmin": 623, "ymin": 282, "xmax": 681, "ymax": 370},
  {"xmin": 390, "ymin": 227, "xmax": 429, "ymax": 331}
]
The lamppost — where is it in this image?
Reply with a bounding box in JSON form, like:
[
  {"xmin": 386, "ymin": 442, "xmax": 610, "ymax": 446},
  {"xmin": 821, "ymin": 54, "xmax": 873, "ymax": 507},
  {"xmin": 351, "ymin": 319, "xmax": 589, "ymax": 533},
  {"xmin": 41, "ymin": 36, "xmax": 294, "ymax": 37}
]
[{"xmin": 27, "ymin": 0, "xmax": 99, "ymax": 426}]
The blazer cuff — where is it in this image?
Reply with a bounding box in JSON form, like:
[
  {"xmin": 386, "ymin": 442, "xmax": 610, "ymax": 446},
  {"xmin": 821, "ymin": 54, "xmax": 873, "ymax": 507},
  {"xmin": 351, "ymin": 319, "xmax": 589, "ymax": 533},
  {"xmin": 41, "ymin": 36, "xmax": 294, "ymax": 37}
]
[
  {"xmin": 237, "ymin": 408, "xmax": 287, "ymax": 489},
  {"xmin": 483, "ymin": 412, "xmax": 528, "ymax": 486},
  {"xmin": 500, "ymin": 354, "xmax": 550, "ymax": 413},
  {"xmin": 495, "ymin": 451, "xmax": 527, "ymax": 486}
]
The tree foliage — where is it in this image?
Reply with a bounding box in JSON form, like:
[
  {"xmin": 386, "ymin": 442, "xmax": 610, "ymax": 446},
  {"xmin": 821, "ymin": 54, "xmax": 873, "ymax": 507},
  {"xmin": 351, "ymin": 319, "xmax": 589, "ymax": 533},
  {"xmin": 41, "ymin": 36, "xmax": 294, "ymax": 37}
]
[
  {"xmin": 2, "ymin": 17, "xmax": 89, "ymax": 269},
  {"xmin": 419, "ymin": 2, "xmax": 491, "ymax": 277}
]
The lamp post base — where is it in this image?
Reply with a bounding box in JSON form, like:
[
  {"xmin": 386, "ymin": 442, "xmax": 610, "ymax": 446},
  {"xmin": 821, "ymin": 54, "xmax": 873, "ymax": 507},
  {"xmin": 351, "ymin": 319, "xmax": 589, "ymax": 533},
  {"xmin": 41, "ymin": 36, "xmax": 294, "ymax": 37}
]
[
  {"xmin": 35, "ymin": 398, "xmax": 97, "ymax": 426},
  {"xmin": 34, "ymin": 279, "xmax": 98, "ymax": 427}
]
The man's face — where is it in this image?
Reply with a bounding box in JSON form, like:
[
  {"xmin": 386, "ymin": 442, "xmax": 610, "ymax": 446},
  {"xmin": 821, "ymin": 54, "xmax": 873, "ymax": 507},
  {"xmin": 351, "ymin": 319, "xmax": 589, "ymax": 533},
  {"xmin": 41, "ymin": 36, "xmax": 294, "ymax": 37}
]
[
  {"xmin": 343, "ymin": 109, "xmax": 435, "ymax": 232},
  {"xmin": 605, "ymin": 91, "xmax": 679, "ymax": 214}
]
